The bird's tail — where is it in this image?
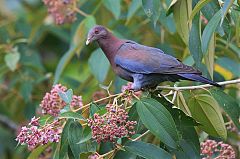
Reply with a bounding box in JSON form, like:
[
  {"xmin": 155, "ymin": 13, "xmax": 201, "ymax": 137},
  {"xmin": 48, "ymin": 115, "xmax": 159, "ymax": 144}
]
[{"xmin": 178, "ymin": 73, "xmax": 221, "ymax": 87}]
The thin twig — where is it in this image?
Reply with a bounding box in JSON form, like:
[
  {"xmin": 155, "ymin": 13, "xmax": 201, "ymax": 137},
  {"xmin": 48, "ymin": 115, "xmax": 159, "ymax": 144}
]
[
  {"xmin": 74, "ymin": 7, "xmax": 89, "ymax": 17},
  {"xmin": 132, "ymin": 130, "xmax": 150, "ymax": 141},
  {"xmin": 157, "ymin": 78, "xmax": 240, "ymax": 91}
]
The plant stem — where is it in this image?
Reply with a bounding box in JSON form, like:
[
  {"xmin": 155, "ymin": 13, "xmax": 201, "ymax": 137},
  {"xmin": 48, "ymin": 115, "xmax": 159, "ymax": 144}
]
[{"xmin": 132, "ymin": 130, "xmax": 150, "ymax": 141}]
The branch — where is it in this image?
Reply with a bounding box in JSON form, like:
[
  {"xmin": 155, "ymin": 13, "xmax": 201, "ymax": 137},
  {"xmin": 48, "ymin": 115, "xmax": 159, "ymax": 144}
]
[
  {"xmin": 156, "ymin": 79, "xmax": 240, "ymax": 91},
  {"xmin": 0, "ymin": 114, "xmax": 18, "ymax": 131}
]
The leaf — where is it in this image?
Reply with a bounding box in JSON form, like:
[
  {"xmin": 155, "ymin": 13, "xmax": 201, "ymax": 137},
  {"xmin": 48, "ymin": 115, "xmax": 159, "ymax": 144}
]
[
  {"xmin": 217, "ymin": 38, "xmax": 240, "ymax": 58},
  {"xmin": 202, "ymin": 10, "xmax": 221, "ymax": 55},
  {"xmin": 103, "ymin": 0, "xmax": 121, "ymax": 19},
  {"xmin": 77, "ymin": 126, "xmax": 92, "ymax": 144},
  {"xmin": 173, "ymin": 0, "xmax": 192, "ymax": 45},
  {"xmin": 39, "ymin": 115, "xmax": 54, "ymax": 126},
  {"xmin": 124, "ymin": 141, "xmax": 172, "ymax": 159},
  {"xmin": 27, "ymin": 144, "xmax": 50, "ymax": 159},
  {"xmin": 216, "ymin": 57, "xmax": 240, "ymax": 77},
  {"xmin": 68, "ymin": 121, "xmax": 96, "ymax": 159},
  {"xmin": 59, "ymin": 120, "xmax": 73, "ymax": 159},
  {"xmin": 20, "ymin": 81, "xmax": 33, "ymax": 102},
  {"xmin": 136, "ymin": 98, "xmax": 179, "ymax": 149},
  {"xmin": 220, "ymin": 0, "xmax": 234, "ymax": 26},
  {"xmin": 188, "ymin": 94, "xmax": 227, "ymax": 139},
  {"xmin": 54, "ymin": 16, "xmax": 96, "ymax": 84},
  {"xmin": 142, "ymin": 0, "xmax": 161, "ymax": 27},
  {"xmin": 175, "ymin": 139, "xmax": 200, "ymax": 159},
  {"xmin": 189, "ymin": 0, "xmax": 212, "ymax": 21},
  {"xmin": 58, "ymin": 89, "xmax": 73, "ymax": 104},
  {"xmin": 176, "ymin": 92, "xmax": 192, "ymax": 115},
  {"xmin": 4, "ymin": 51, "xmax": 20, "ymax": 71},
  {"xmin": 88, "ymin": 48, "xmax": 110, "ymax": 83},
  {"xmin": 59, "ymin": 111, "xmax": 85, "ymax": 121},
  {"xmin": 204, "ymin": 34, "xmax": 215, "ymax": 79},
  {"xmin": 189, "ymin": 12, "xmax": 202, "ymax": 69},
  {"xmin": 126, "ymin": 0, "xmax": 142, "ymax": 24},
  {"xmin": 210, "ymin": 89, "xmax": 240, "ymax": 130},
  {"xmin": 166, "ymin": 0, "xmax": 178, "ymax": 16}
]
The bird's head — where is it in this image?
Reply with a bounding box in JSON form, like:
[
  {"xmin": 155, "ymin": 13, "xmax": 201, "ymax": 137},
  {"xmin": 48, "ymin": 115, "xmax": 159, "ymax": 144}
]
[{"xmin": 86, "ymin": 25, "xmax": 108, "ymax": 45}]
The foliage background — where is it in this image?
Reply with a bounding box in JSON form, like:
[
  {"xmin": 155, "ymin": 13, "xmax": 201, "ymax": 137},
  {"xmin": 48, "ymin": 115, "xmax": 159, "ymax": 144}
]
[{"xmin": 0, "ymin": 0, "xmax": 239, "ymax": 159}]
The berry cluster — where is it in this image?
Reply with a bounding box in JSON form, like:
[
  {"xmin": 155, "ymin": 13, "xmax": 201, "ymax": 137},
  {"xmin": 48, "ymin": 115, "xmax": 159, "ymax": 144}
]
[
  {"xmin": 88, "ymin": 104, "xmax": 137, "ymax": 143},
  {"xmin": 40, "ymin": 84, "xmax": 83, "ymax": 116},
  {"xmin": 201, "ymin": 139, "xmax": 235, "ymax": 159},
  {"xmin": 16, "ymin": 117, "xmax": 61, "ymax": 150},
  {"xmin": 121, "ymin": 82, "xmax": 142, "ymax": 101},
  {"xmin": 42, "ymin": 0, "xmax": 77, "ymax": 24}
]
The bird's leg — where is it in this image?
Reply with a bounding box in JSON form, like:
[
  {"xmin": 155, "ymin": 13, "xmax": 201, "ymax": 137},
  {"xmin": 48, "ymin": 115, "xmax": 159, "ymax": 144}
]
[{"xmin": 131, "ymin": 74, "xmax": 144, "ymax": 91}]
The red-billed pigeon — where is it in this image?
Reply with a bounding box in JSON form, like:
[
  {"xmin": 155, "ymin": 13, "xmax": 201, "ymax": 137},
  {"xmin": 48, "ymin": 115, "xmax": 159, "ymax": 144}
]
[{"xmin": 86, "ymin": 25, "xmax": 220, "ymax": 91}]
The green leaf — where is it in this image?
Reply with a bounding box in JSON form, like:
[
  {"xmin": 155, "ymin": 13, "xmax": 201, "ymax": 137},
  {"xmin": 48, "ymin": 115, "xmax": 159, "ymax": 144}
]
[
  {"xmin": 216, "ymin": 57, "xmax": 240, "ymax": 77},
  {"xmin": 88, "ymin": 48, "xmax": 110, "ymax": 83},
  {"xmin": 189, "ymin": 12, "xmax": 202, "ymax": 69},
  {"xmin": 142, "ymin": 0, "xmax": 161, "ymax": 27},
  {"xmin": 210, "ymin": 89, "xmax": 240, "ymax": 130},
  {"xmin": 77, "ymin": 126, "xmax": 92, "ymax": 144},
  {"xmin": 59, "ymin": 111, "xmax": 85, "ymax": 121},
  {"xmin": 136, "ymin": 98, "xmax": 179, "ymax": 149},
  {"xmin": 54, "ymin": 16, "xmax": 96, "ymax": 84},
  {"xmin": 58, "ymin": 89, "xmax": 73, "ymax": 104},
  {"xmin": 59, "ymin": 120, "xmax": 73, "ymax": 159},
  {"xmin": 204, "ymin": 34, "xmax": 215, "ymax": 79},
  {"xmin": 126, "ymin": 0, "xmax": 142, "ymax": 24},
  {"xmin": 4, "ymin": 51, "xmax": 20, "ymax": 71},
  {"xmin": 202, "ymin": 10, "xmax": 221, "ymax": 54},
  {"xmin": 39, "ymin": 115, "xmax": 54, "ymax": 126},
  {"xmin": 68, "ymin": 121, "xmax": 96, "ymax": 159},
  {"xmin": 173, "ymin": 0, "xmax": 192, "ymax": 45},
  {"xmin": 166, "ymin": 0, "xmax": 178, "ymax": 16},
  {"xmin": 20, "ymin": 81, "xmax": 33, "ymax": 102},
  {"xmin": 27, "ymin": 144, "xmax": 50, "ymax": 159},
  {"xmin": 103, "ymin": 0, "xmax": 121, "ymax": 19},
  {"xmin": 217, "ymin": 38, "xmax": 240, "ymax": 58},
  {"xmin": 220, "ymin": 0, "xmax": 234, "ymax": 26},
  {"xmin": 189, "ymin": 0, "xmax": 212, "ymax": 21},
  {"xmin": 175, "ymin": 139, "xmax": 200, "ymax": 159},
  {"xmin": 188, "ymin": 94, "xmax": 227, "ymax": 139},
  {"xmin": 125, "ymin": 141, "xmax": 172, "ymax": 159}
]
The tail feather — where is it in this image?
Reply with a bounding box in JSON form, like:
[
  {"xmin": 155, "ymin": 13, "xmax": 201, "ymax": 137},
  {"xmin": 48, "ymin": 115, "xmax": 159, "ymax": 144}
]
[{"xmin": 178, "ymin": 73, "xmax": 221, "ymax": 87}]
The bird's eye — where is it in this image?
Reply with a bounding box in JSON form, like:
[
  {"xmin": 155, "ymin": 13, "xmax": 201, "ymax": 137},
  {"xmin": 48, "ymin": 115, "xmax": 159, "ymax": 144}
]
[{"xmin": 95, "ymin": 30, "xmax": 99, "ymax": 34}]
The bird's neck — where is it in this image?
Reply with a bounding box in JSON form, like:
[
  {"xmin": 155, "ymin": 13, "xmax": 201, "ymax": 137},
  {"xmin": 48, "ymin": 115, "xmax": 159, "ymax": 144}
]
[{"xmin": 97, "ymin": 33, "xmax": 124, "ymax": 65}]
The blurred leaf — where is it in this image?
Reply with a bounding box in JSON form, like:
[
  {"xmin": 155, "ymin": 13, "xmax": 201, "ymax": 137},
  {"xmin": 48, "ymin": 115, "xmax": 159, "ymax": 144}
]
[
  {"xmin": 216, "ymin": 57, "xmax": 240, "ymax": 77},
  {"xmin": 173, "ymin": 0, "xmax": 192, "ymax": 45},
  {"xmin": 88, "ymin": 48, "xmax": 110, "ymax": 83},
  {"xmin": 142, "ymin": 0, "xmax": 161, "ymax": 27},
  {"xmin": 27, "ymin": 144, "xmax": 50, "ymax": 159},
  {"xmin": 136, "ymin": 98, "xmax": 179, "ymax": 149},
  {"xmin": 188, "ymin": 94, "xmax": 227, "ymax": 139},
  {"xmin": 54, "ymin": 16, "xmax": 96, "ymax": 84},
  {"xmin": 125, "ymin": 141, "xmax": 172, "ymax": 159},
  {"xmin": 204, "ymin": 34, "xmax": 215, "ymax": 79},
  {"xmin": 59, "ymin": 111, "xmax": 85, "ymax": 121},
  {"xmin": 39, "ymin": 115, "xmax": 54, "ymax": 126},
  {"xmin": 220, "ymin": 0, "xmax": 234, "ymax": 26},
  {"xmin": 4, "ymin": 51, "xmax": 20, "ymax": 71},
  {"xmin": 159, "ymin": 4, "xmax": 176, "ymax": 33},
  {"xmin": 68, "ymin": 121, "xmax": 96, "ymax": 159},
  {"xmin": 202, "ymin": 10, "xmax": 221, "ymax": 55},
  {"xmin": 126, "ymin": 0, "xmax": 142, "ymax": 24},
  {"xmin": 166, "ymin": 0, "xmax": 178, "ymax": 15},
  {"xmin": 20, "ymin": 81, "xmax": 33, "ymax": 102},
  {"xmin": 77, "ymin": 126, "xmax": 92, "ymax": 144},
  {"xmin": 190, "ymin": 0, "xmax": 212, "ymax": 21},
  {"xmin": 175, "ymin": 139, "xmax": 200, "ymax": 159},
  {"xmin": 189, "ymin": 12, "xmax": 202, "ymax": 68},
  {"xmin": 217, "ymin": 38, "xmax": 240, "ymax": 58},
  {"xmin": 103, "ymin": 0, "xmax": 121, "ymax": 19},
  {"xmin": 58, "ymin": 89, "xmax": 73, "ymax": 104},
  {"xmin": 59, "ymin": 120, "xmax": 72, "ymax": 159},
  {"xmin": 210, "ymin": 89, "xmax": 240, "ymax": 130}
]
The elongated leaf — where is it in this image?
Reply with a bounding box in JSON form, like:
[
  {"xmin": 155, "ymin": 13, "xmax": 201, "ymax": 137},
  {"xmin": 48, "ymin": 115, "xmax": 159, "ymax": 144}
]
[
  {"xmin": 77, "ymin": 126, "xmax": 92, "ymax": 144},
  {"xmin": 126, "ymin": 0, "xmax": 142, "ymax": 24},
  {"xmin": 88, "ymin": 48, "xmax": 110, "ymax": 83},
  {"xmin": 54, "ymin": 16, "xmax": 96, "ymax": 84},
  {"xmin": 217, "ymin": 38, "xmax": 240, "ymax": 58},
  {"xmin": 125, "ymin": 141, "xmax": 172, "ymax": 159},
  {"xmin": 59, "ymin": 111, "xmax": 85, "ymax": 121},
  {"xmin": 204, "ymin": 34, "xmax": 215, "ymax": 79},
  {"xmin": 188, "ymin": 94, "xmax": 227, "ymax": 139},
  {"xmin": 142, "ymin": 0, "xmax": 161, "ymax": 26},
  {"xmin": 103, "ymin": 0, "xmax": 121, "ymax": 19},
  {"xmin": 189, "ymin": 12, "xmax": 202, "ymax": 69},
  {"xmin": 27, "ymin": 144, "xmax": 50, "ymax": 159},
  {"xmin": 220, "ymin": 0, "xmax": 234, "ymax": 26},
  {"xmin": 216, "ymin": 57, "xmax": 240, "ymax": 77},
  {"xmin": 210, "ymin": 89, "xmax": 240, "ymax": 130},
  {"xmin": 190, "ymin": 0, "xmax": 212, "ymax": 21},
  {"xmin": 166, "ymin": 0, "xmax": 178, "ymax": 15},
  {"xmin": 4, "ymin": 51, "xmax": 20, "ymax": 71},
  {"xmin": 136, "ymin": 98, "xmax": 179, "ymax": 149},
  {"xmin": 173, "ymin": 0, "xmax": 192, "ymax": 45},
  {"xmin": 58, "ymin": 89, "xmax": 73, "ymax": 104},
  {"xmin": 176, "ymin": 92, "xmax": 192, "ymax": 115},
  {"xmin": 202, "ymin": 10, "xmax": 221, "ymax": 55}
]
